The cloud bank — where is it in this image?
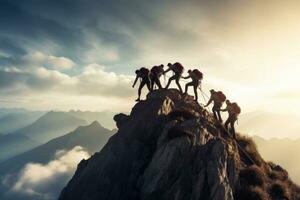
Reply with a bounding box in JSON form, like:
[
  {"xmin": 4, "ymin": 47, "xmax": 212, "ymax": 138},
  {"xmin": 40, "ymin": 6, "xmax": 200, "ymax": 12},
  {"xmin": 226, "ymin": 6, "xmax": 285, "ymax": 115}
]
[{"xmin": 10, "ymin": 146, "xmax": 89, "ymax": 200}]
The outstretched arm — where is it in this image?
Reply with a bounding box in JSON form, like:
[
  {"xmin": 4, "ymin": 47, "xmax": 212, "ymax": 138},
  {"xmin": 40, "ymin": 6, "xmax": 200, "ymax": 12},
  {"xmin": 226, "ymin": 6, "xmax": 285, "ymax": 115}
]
[
  {"xmin": 220, "ymin": 107, "xmax": 228, "ymax": 112},
  {"xmin": 204, "ymin": 97, "xmax": 213, "ymax": 107},
  {"xmin": 132, "ymin": 75, "xmax": 139, "ymax": 88},
  {"xmin": 163, "ymin": 68, "xmax": 171, "ymax": 74},
  {"xmin": 182, "ymin": 75, "xmax": 191, "ymax": 79}
]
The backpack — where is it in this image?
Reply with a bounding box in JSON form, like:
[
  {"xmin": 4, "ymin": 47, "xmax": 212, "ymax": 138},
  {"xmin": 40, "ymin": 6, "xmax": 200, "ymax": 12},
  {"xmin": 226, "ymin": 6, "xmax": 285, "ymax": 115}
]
[
  {"xmin": 173, "ymin": 62, "xmax": 184, "ymax": 74},
  {"xmin": 231, "ymin": 102, "xmax": 241, "ymax": 114},
  {"xmin": 140, "ymin": 67, "xmax": 149, "ymax": 77},
  {"xmin": 192, "ymin": 69, "xmax": 203, "ymax": 80},
  {"xmin": 216, "ymin": 91, "xmax": 226, "ymax": 102},
  {"xmin": 150, "ymin": 66, "xmax": 159, "ymax": 74}
]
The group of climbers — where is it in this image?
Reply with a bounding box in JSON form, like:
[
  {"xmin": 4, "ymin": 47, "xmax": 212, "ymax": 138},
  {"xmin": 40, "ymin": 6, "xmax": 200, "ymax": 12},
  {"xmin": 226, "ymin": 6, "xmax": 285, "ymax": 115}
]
[
  {"xmin": 132, "ymin": 62, "xmax": 241, "ymax": 138},
  {"xmin": 205, "ymin": 89, "xmax": 241, "ymax": 139}
]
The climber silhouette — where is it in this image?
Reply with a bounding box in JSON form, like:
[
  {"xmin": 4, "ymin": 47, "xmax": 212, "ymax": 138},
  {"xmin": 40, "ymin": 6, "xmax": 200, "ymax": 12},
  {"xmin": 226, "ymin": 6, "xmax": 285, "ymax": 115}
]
[
  {"xmin": 164, "ymin": 62, "xmax": 184, "ymax": 93},
  {"xmin": 182, "ymin": 69, "xmax": 203, "ymax": 101},
  {"xmin": 150, "ymin": 64, "xmax": 164, "ymax": 90},
  {"xmin": 221, "ymin": 100, "xmax": 241, "ymax": 139},
  {"xmin": 132, "ymin": 67, "xmax": 151, "ymax": 102},
  {"xmin": 205, "ymin": 89, "xmax": 226, "ymax": 122}
]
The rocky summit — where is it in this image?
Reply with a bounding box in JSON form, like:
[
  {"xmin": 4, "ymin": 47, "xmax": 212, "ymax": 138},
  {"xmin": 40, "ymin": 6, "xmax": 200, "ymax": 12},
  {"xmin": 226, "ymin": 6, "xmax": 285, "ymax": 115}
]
[{"xmin": 59, "ymin": 89, "xmax": 300, "ymax": 200}]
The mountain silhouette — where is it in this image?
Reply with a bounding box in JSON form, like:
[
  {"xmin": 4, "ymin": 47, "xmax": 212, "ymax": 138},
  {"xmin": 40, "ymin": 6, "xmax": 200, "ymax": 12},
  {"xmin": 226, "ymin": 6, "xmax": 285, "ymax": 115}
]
[
  {"xmin": 0, "ymin": 111, "xmax": 88, "ymax": 161},
  {"xmin": 0, "ymin": 110, "xmax": 44, "ymax": 134},
  {"xmin": 59, "ymin": 89, "xmax": 300, "ymax": 200},
  {"xmin": 68, "ymin": 110, "xmax": 116, "ymax": 130},
  {"xmin": 14, "ymin": 111, "xmax": 88, "ymax": 143},
  {"xmin": 0, "ymin": 121, "xmax": 114, "ymax": 200}
]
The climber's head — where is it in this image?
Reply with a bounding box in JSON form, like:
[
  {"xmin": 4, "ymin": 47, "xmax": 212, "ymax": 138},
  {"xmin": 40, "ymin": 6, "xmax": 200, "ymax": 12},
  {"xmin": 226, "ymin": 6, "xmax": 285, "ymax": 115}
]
[
  {"xmin": 167, "ymin": 63, "xmax": 172, "ymax": 67},
  {"xmin": 135, "ymin": 69, "xmax": 139, "ymax": 74},
  {"xmin": 226, "ymin": 100, "xmax": 231, "ymax": 105},
  {"xmin": 210, "ymin": 89, "xmax": 215, "ymax": 94}
]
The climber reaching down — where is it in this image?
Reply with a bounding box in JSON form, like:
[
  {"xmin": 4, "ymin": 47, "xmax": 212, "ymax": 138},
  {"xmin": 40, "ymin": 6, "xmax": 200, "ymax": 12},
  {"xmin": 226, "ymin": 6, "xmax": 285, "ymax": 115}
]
[
  {"xmin": 132, "ymin": 67, "xmax": 151, "ymax": 102},
  {"xmin": 205, "ymin": 89, "xmax": 226, "ymax": 122},
  {"xmin": 150, "ymin": 64, "xmax": 164, "ymax": 90},
  {"xmin": 182, "ymin": 69, "xmax": 203, "ymax": 101},
  {"xmin": 221, "ymin": 100, "xmax": 241, "ymax": 139},
  {"xmin": 164, "ymin": 62, "xmax": 184, "ymax": 93}
]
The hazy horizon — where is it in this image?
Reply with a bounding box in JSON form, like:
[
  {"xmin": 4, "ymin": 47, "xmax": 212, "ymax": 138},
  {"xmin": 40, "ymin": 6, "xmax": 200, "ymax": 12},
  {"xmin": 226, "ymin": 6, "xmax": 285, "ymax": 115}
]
[{"xmin": 1, "ymin": 0, "xmax": 300, "ymax": 138}]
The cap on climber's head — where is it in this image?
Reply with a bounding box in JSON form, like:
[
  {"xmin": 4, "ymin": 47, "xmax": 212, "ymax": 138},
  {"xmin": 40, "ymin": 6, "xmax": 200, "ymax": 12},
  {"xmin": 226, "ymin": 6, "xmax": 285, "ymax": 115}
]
[
  {"xmin": 135, "ymin": 69, "xmax": 139, "ymax": 74},
  {"xmin": 159, "ymin": 64, "xmax": 164, "ymax": 68},
  {"xmin": 188, "ymin": 69, "xmax": 192, "ymax": 73},
  {"xmin": 226, "ymin": 100, "xmax": 231, "ymax": 104},
  {"xmin": 167, "ymin": 63, "xmax": 172, "ymax": 67},
  {"xmin": 210, "ymin": 89, "xmax": 215, "ymax": 93}
]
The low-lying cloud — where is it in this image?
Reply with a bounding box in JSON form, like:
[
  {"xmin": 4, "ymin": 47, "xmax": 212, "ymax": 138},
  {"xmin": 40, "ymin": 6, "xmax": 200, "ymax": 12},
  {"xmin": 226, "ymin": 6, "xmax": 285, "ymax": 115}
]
[{"xmin": 10, "ymin": 146, "xmax": 89, "ymax": 200}]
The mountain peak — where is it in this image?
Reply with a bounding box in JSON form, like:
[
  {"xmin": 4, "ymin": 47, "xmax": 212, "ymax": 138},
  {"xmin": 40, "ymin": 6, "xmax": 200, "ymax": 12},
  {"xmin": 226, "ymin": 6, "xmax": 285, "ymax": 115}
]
[
  {"xmin": 59, "ymin": 89, "xmax": 300, "ymax": 200},
  {"xmin": 89, "ymin": 120, "xmax": 102, "ymax": 128}
]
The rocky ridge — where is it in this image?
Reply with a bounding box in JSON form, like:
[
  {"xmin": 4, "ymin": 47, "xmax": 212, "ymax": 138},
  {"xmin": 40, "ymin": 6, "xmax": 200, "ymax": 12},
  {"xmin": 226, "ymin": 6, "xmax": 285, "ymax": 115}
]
[{"xmin": 59, "ymin": 89, "xmax": 300, "ymax": 200}]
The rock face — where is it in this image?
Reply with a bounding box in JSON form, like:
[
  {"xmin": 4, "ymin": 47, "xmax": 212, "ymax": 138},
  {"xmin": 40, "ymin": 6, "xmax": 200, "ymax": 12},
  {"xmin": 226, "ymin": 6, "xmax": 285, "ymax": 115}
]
[{"xmin": 59, "ymin": 89, "xmax": 300, "ymax": 200}]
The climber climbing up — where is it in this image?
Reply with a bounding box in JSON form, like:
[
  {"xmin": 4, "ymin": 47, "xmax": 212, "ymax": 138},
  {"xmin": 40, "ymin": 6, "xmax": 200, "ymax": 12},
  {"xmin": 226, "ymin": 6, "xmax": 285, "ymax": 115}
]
[
  {"xmin": 132, "ymin": 67, "xmax": 151, "ymax": 102},
  {"xmin": 164, "ymin": 62, "xmax": 184, "ymax": 93},
  {"xmin": 204, "ymin": 89, "xmax": 226, "ymax": 122},
  {"xmin": 150, "ymin": 64, "xmax": 164, "ymax": 90},
  {"xmin": 221, "ymin": 100, "xmax": 241, "ymax": 139},
  {"xmin": 182, "ymin": 69, "xmax": 203, "ymax": 101}
]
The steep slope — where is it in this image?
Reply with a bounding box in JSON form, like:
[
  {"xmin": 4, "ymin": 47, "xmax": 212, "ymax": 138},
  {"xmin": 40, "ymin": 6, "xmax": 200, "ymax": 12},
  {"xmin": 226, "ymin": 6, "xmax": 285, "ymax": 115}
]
[
  {"xmin": 0, "ymin": 121, "xmax": 114, "ymax": 200},
  {"xmin": 59, "ymin": 89, "xmax": 300, "ymax": 200},
  {"xmin": 14, "ymin": 111, "xmax": 88, "ymax": 143}
]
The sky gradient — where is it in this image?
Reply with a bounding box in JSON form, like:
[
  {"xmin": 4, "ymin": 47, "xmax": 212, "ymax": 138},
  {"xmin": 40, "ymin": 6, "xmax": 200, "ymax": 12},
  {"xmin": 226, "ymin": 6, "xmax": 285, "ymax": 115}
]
[{"xmin": 1, "ymin": 0, "xmax": 300, "ymax": 134}]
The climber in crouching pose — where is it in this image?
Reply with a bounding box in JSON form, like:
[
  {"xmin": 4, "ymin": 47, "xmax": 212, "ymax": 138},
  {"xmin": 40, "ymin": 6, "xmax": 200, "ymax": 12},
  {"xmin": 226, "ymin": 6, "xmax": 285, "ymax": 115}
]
[
  {"xmin": 221, "ymin": 100, "xmax": 241, "ymax": 139},
  {"xmin": 204, "ymin": 89, "xmax": 226, "ymax": 122},
  {"xmin": 132, "ymin": 67, "xmax": 151, "ymax": 102},
  {"xmin": 182, "ymin": 69, "xmax": 203, "ymax": 101},
  {"xmin": 163, "ymin": 62, "xmax": 184, "ymax": 93},
  {"xmin": 150, "ymin": 64, "xmax": 164, "ymax": 90}
]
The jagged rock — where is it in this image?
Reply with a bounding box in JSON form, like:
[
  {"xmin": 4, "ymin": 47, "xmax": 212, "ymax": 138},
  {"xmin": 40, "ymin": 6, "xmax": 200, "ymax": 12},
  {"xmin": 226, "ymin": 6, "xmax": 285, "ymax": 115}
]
[
  {"xmin": 113, "ymin": 113, "xmax": 129, "ymax": 129},
  {"xmin": 59, "ymin": 89, "xmax": 300, "ymax": 200}
]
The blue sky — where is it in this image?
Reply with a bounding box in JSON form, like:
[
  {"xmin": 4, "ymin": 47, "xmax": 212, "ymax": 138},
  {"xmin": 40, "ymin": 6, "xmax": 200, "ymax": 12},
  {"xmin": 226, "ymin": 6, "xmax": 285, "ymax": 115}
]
[{"xmin": 0, "ymin": 0, "xmax": 300, "ymax": 118}]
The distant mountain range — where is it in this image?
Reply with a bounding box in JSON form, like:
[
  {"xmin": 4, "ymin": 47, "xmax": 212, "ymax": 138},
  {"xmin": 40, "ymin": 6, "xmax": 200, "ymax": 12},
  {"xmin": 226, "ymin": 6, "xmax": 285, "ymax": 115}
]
[
  {"xmin": 0, "ymin": 109, "xmax": 44, "ymax": 134},
  {"xmin": 0, "ymin": 108, "xmax": 116, "ymax": 135},
  {"xmin": 0, "ymin": 121, "xmax": 114, "ymax": 200},
  {"xmin": 0, "ymin": 109, "xmax": 116, "ymax": 162},
  {"xmin": 67, "ymin": 110, "xmax": 116, "ymax": 130},
  {"xmin": 0, "ymin": 112, "xmax": 87, "ymax": 161},
  {"xmin": 13, "ymin": 111, "xmax": 88, "ymax": 143},
  {"xmin": 0, "ymin": 108, "xmax": 116, "ymax": 200}
]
